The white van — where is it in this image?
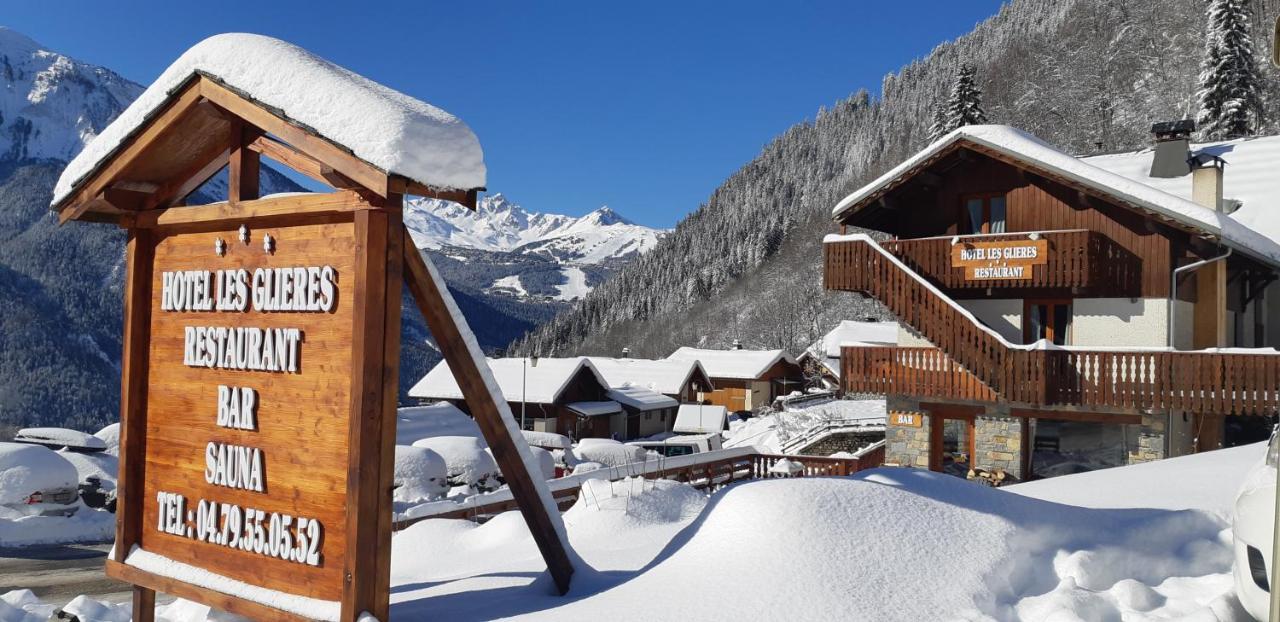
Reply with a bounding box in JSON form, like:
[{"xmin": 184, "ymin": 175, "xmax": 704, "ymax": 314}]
[{"xmin": 628, "ymin": 433, "xmax": 723, "ymax": 458}]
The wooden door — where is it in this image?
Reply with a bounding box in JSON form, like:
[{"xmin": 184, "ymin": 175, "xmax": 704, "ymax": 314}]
[{"xmin": 1023, "ymin": 299, "xmax": 1072, "ymax": 345}]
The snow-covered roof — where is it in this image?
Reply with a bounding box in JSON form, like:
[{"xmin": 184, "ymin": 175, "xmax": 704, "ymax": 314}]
[
  {"xmin": 408, "ymin": 357, "xmax": 608, "ymax": 405},
  {"xmin": 606, "ymin": 386, "xmax": 679, "ymax": 410},
  {"xmin": 586, "ymin": 357, "xmax": 711, "ymax": 395},
  {"xmin": 666, "ymin": 347, "xmax": 798, "ymax": 381},
  {"xmin": 1082, "ymin": 134, "xmax": 1280, "ymax": 249},
  {"xmin": 817, "ymin": 320, "xmax": 899, "ymax": 358},
  {"xmin": 567, "ymin": 401, "xmax": 623, "ymax": 417},
  {"xmin": 832, "ymin": 125, "xmax": 1280, "ymax": 267},
  {"xmin": 53, "ymin": 33, "xmax": 485, "ymax": 209},
  {"xmin": 674, "ymin": 404, "xmax": 728, "ymax": 434}
]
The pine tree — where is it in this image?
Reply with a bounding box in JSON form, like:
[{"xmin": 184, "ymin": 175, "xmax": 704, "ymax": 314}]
[
  {"xmin": 1196, "ymin": 0, "xmax": 1262, "ymax": 140},
  {"xmin": 931, "ymin": 64, "xmax": 988, "ymax": 141},
  {"xmin": 928, "ymin": 104, "xmax": 949, "ymax": 142}
]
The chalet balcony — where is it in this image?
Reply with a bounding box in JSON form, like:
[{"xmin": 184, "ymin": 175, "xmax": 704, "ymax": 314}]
[
  {"xmin": 825, "ymin": 234, "xmax": 1280, "ymax": 417},
  {"xmin": 842, "ymin": 345, "xmax": 1280, "ymax": 416},
  {"xmin": 831, "ymin": 229, "xmax": 1142, "ymax": 297}
]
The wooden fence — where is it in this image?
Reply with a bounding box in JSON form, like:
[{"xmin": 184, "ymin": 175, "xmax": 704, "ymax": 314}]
[{"xmin": 393, "ymin": 446, "xmax": 884, "ymax": 529}]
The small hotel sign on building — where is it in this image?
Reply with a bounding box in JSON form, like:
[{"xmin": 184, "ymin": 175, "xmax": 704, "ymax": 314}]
[{"xmin": 950, "ymin": 239, "xmax": 1048, "ymax": 281}]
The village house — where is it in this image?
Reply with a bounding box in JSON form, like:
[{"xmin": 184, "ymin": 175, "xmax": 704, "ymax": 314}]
[
  {"xmin": 409, "ymin": 357, "xmax": 676, "ymax": 441},
  {"xmin": 666, "ymin": 344, "xmax": 804, "ymax": 414},
  {"xmin": 798, "ymin": 319, "xmax": 900, "ymax": 392},
  {"xmin": 824, "ymin": 123, "xmax": 1280, "ymax": 482}
]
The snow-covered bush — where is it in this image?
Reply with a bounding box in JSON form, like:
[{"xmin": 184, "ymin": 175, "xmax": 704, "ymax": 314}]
[
  {"xmin": 411, "ymin": 436, "xmax": 499, "ymax": 493},
  {"xmin": 393, "ymin": 445, "xmax": 449, "ymax": 504}
]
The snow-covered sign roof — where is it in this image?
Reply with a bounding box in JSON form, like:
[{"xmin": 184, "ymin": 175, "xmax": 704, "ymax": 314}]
[
  {"xmin": 674, "ymin": 404, "xmax": 728, "ymax": 434},
  {"xmin": 567, "ymin": 401, "xmax": 623, "ymax": 417},
  {"xmin": 606, "ymin": 386, "xmax": 679, "ymax": 410},
  {"xmin": 52, "ymin": 33, "xmax": 485, "ymax": 210},
  {"xmin": 666, "ymin": 347, "xmax": 798, "ymax": 381},
  {"xmin": 586, "ymin": 357, "xmax": 711, "ymax": 395},
  {"xmin": 831, "ymin": 125, "xmax": 1280, "ymax": 267},
  {"xmin": 409, "ymin": 357, "xmax": 608, "ymax": 405},
  {"xmin": 1082, "ymin": 134, "xmax": 1280, "ymax": 250}
]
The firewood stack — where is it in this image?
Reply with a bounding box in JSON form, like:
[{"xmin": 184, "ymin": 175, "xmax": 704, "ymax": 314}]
[{"xmin": 966, "ymin": 467, "xmax": 1007, "ymax": 487}]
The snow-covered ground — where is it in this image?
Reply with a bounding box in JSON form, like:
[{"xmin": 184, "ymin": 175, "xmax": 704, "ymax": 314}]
[
  {"xmin": 2, "ymin": 440, "xmax": 1264, "ymax": 621},
  {"xmin": 724, "ymin": 398, "xmax": 886, "ymax": 453}
]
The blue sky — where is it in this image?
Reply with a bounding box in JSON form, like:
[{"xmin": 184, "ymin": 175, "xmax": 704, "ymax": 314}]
[{"xmin": 6, "ymin": 1, "xmax": 1004, "ymax": 228}]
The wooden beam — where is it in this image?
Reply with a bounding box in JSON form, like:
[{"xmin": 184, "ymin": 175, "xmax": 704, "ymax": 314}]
[
  {"xmin": 228, "ymin": 118, "xmax": 261, "ymax": 203},
  {"xmin": 321, "ymin": 166, "xmax": 362, "ymax": 190},
  {"xmin": 106, "ymin": 561, "xmax": 314, "ymax": 622},
  {"xmin": 198, "ymin": 77, "xmax": 390, "ymax": 197},
  {"xmin": 143, "ymin": 147, "xmax": 230, "ymax": 211},
  {"xmin": 113, "ymin": 225, "xmax": 155, "ymax": 622},
  {"xmin": 391, "ymin": 178, "xmax": 481, "ymax": 209},
  {"xmin": 133, "ymin": 190, "xmax": 374, "ymax": 229},
  {"xmin": 401, "ymin": 232, "xmax": 576, "ymax": 595},
  {"xmin": 1010, "ymin": 408, "xmax": 1142, "ymax": 425},
  {"xmin": 248, "ymin": 135, "xmax": 329, "ymax": 185},
  {"xmin": 58, "ymin": 78, "xmax": 206, "ymax": 223},
  {"xmin": 343, "ymin": 207, "xmax": 397, "ymax": 621}
]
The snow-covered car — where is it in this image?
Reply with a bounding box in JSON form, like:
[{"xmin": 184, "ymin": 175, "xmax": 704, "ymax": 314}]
[
  {"xmin": 0, "ymin": 442, "xmax": 80, "ymax": 517},
  {"xmin": 487, "ymin": 445, "xmax": 556, "ymax": 481},
  {"xmin": 628, "ymin": 433, "xmax": 723, "ymax": 458},
  {"xmin": 94, "ymin": 423, "xmax": 121, "ymax": 456},
  {"xmin": 522, "ymin": 431, "xmax": 578, "ymax": 473},
  {"xmin": 60, "ymin": 450, "xmax": 119, "ymax": 512},
  {"xmin": 1234, "ymin": 429, "xmax": 1279, "ymax": 621},
  {"xmin": 573, "ymin": 438, "xmax": 648, "ymax": 468},
  {"xmin": 393, "ymin": 445, "xmax": 449, "ymax": 504},
  {"xmin": 13, "ymin": 427, "xmax": 108, "ymax": 453},
  {"xmin": 411, "ymin": 436, "xmax": 500, "ymax": 493}
]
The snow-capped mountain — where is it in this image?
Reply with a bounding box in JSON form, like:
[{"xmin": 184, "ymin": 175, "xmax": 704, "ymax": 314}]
[
  {"xmin": 0, "ymin": 27, "xmax": 143, "ymax": 163},
  {"xmin": 405, "ymin": 193, "xmax": 665, "ymax": 264}
]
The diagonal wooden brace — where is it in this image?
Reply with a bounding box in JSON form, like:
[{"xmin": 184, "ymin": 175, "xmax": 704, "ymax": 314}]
[{"xmin": 401, "ymin": 231, "xmax": 576, "ymax": 595}]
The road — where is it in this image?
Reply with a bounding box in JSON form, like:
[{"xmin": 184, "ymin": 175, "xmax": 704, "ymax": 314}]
[{"xmin": 0, "ymin": 543, "xmax": 141, "ymax": 608}]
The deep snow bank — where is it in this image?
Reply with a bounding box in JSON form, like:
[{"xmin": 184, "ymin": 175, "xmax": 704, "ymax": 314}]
[{"xmin": 389, "ymin": 463, "xmax": 1250, "ymax": 621}]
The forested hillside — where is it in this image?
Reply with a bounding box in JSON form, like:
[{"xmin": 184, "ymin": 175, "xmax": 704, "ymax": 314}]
[{"xmin": 515, "ymin": 0, "xmax": 1280, "ymax": 359}]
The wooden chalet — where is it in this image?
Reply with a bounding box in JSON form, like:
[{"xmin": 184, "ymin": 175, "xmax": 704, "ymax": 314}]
[
  {"xmin": 409, "ymin": 357, "xmax": 674, "ymax": 441},
  {"xmin": 666, "ymin": 345, "xmax": 804, "ymax": 413},
  {"xmin": 825, "ymin": 123, "xmax": 1280, "ymax": 482}
]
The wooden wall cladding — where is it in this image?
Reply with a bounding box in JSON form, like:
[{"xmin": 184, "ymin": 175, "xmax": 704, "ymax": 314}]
[{"xmin": 138, "ymin": 214, "xmax": 357, "ymax": 601}]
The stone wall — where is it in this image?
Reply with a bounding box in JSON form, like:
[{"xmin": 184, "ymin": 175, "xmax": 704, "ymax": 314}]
[
  {"xmin": 974, "ymin": 414, "xmax": 1022, "ymax": 480},
  {"xmin": 885, "ymin": 410, "xmax": 930, "ymax": 468},
  {"xmin": 1128, "ymin": 414, "xmax": 1166, "ymax": 463}
]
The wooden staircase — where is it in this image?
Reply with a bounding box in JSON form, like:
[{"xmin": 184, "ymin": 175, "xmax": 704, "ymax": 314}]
[{"xmin": 825, "ymin": 235, "xmax": 1280, "ymax": 416}]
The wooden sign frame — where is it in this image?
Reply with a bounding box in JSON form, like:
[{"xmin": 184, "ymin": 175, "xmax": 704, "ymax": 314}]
[{"xmin": 56, "ymin": 75, "xmax": 573, "ymax": 622}]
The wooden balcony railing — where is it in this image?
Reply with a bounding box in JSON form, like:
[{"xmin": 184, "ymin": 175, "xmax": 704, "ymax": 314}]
[
  {"xmin": 825, "ymin": 235, "xmax": 1280, "ymax": 416},
  {"xmin": 842, "ymin": 346, "xmax": 997, "ymax": 402},
  {"xmin": 877, "ymin": 230, "xmax": 1142, "ymax": 296}
]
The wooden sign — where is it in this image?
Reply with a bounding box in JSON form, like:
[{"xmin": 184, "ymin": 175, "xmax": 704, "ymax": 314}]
[
  {"xmin": 141, "ymin": 218, "xmax": 356, "ymax": 604},
  {"xmin": 890, "ymin": 411, "xmax": 923, "ymax": 428},
  {"xmin": 58, "ymin": 72, "xmax": 573, "ymax": 622},
  {"xmin": 950, "ymin": 239, "xmax": 1048, "ymax": 281}
]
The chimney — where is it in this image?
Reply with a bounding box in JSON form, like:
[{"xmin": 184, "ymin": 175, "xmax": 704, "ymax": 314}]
[
  {"xmin": 1191, "ymin": 154, "xmax": 1226, "ymax": 212},
  {"xmin": 621, "ymin": 347, "xmax": 630, "ymax": 358},
  {"xmin": 731, "ymin": 339, "xmax": 742, "ymax": 350},
  {"xmin": 1148, "ymin": 120, "xmax": 1195, "ymax": 179}
]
